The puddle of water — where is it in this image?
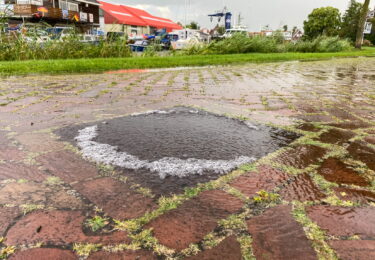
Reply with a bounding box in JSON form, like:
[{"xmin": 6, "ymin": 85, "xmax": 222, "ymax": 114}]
[{"xmin": 57, "ymin": 107, "xmax": 298, "ymax": 195}]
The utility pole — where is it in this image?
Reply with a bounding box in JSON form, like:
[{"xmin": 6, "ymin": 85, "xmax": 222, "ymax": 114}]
[{"xmin": 355, "ymin": 0, "xmax": 370, "ymax": 49}]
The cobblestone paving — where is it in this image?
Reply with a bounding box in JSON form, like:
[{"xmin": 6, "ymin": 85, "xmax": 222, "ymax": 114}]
[{"xmin": 0, "ymin": 57, "xmax": 375, "ymax": 259}]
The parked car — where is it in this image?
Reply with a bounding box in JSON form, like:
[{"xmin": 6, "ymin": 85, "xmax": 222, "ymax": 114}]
[
  {"xmin": 129, "ymin": 40, "xmax": 149, "ymax": 52},
  {"xmin": 46, "ymin": 27, "xmax": 75, "ymax": 41}
]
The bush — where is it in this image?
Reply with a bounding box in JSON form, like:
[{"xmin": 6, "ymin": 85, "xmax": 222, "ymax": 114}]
[
  {"xmin": 184, "ymin": 34, "xmax": 281, "ymax": 55},
  {"xmin": 183, "ymin": 34, "xmax": 352, "ymax": 55},
  {"xmin": 316, "ymin": 36, "xmax": 352, "ymax": 52},
  {"xmin": 0, "ymin": 34, "xmax": 132, "ymax": 61},
  {"xmin": 288, "ymin": 36, "xmax": 351, "ymax": 53}
]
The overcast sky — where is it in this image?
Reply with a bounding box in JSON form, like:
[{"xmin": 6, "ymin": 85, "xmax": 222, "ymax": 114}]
[{"xmin": 108, "ymin": 0, "xmax": 373, "ymax": 31}]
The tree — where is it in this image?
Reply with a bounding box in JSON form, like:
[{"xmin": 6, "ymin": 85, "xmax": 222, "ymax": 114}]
[
  {"xmin": 355, "ymin": 0, "xmax": 371, "ymax": 48},
  {"xmin": 341, "ymin": 0, "xmax": 363, "ymax": 42},
  {"xmin": 186, "ymin": 21, "xmax": 200, "ymax": 30},
  {"xmin": 303, "ymin": 7, "xmax": 342, "ymax": 39},
  {"xmin": 216, "ymin": 25, "xmax": 225, "ymax": 35},
  {"xmin": 283, "ymin": 25, "xmax": 288, "ymax": 32}
]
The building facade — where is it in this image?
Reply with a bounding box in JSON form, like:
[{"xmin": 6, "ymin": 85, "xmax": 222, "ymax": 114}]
[{"xmin": 1, "ymin": 0, "xmax": 101, "ymax": 33}]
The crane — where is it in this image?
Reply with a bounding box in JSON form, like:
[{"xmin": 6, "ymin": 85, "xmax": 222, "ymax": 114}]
[{"xmin": 208, "ymin": 6, "xmax": 232, "ymax": 30}]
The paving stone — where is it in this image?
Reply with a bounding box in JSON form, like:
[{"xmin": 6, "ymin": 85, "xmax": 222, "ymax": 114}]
[
  {"xmin": 0, "ymin": 182, "xmax": 48, "ymax": 206},
  {"xmin": 316, "ymin": 128, "xmax": 355, "ymax": 145},
  {"xmin": 365, "ymin": 136, "xmax": 375, "ymax": 145},
  {"xmin": 318, "ymin": 158, "xmax": 370, "ymax": 187},
  {"xmin": 306, "ymin": 206, "xmax": 375, "ymax": 238},
  {"xmin": 0, "ymin": 146, "xmax": 26, "ymax": 162},
  {"xmin": 329, "ymin": 240, "xmax": 375, "ymax": 260},
  {"xmin": 5, "ymin": 210, "xmax": 129, "ymax": 246},
  {"xmin": 275, "ymin": 145, "xmax": 326, "ymax": 169},
  {"xmin": 87, "ymin": 250, "xmax": 157, "ymax": 260},
  {"xmin": 9, "ymin": 248, "xmax": 77, "ymax": 260},
  {"xmin": 48, "ymin": 190, "xmax": 84, "ymax": 210},
  {"xmin": 14, "ymin": 132, "xmax": 65, "ymax": 153},
  {"xmin": 296, "ymin": 123, "xmax": 321, "ymax": 132},
  {"xmin": 146, "ymin": 190, "xmax": 244, "ymax": 251},
  {"xmin": 230, "ymin": 166, "xmax": 289, "ymax": 198},
  {"xmin": 0, "ymin": 207, "xmax": 21, "ymax": 236},
  {"xmin": 334, "ymin": 187, "xmax": 375, "ymax": 204},
  {"xmin": 38, "ymin": 150, "xmax": 99, "ymax": 183},
  {"xmin": 297, "ymin": 114, "xmax": 335, "ymax": 123},
  {"xmin": 0, "ymin": 162, "xmax": 46, "ymax": 181},
  {"xmin": 185, "ymin": 235, "xmax": 242, "ymax": 260},
  {"xmin": 347, "ymin": 141, "xmax": 375, "ymax": 172},
  {"xmin": 280, "ymin": 173, "xmax": 326, "ymax": 202},
  {"xmin": 329, "ymin": 121, "xmax": 372, "ymax": 130},
  {"xmin": 0, "ymin": 131, "xmax": 10, "ymax": 145},
  {"xmin": 325, "ymin": 108, "xmax": 358, "ymax": 121},
  {"xmin": 246, "ymin": 205, "xmax": 317, "ymax": 260},
  {"xmin": 72, "ymin": 177, "xmax": 157, "ymax": 220}
]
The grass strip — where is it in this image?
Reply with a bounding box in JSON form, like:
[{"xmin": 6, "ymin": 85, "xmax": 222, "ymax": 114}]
[{"xmin": 0, "ymin": 48, "xmax": 374, "ymax": 76}]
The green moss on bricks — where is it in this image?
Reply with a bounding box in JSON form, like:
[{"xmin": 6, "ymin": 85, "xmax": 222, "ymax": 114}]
[
  {"xmin": 0, "ymin": 246, "xmax": 16, "ymax": 259},
  {"xmin": 291, "ymin": 201, "xmax": 338, "ymax": 260},
  {"xmin": 218, "ymin": 214, "xmax": 247, "ymax": 230},
  {"xmin": 73, "ymin": 243, "xmax": 101, "ymax": 257},
  {"xmin": 180, "ymin": 244, "xmax": 200, "ymax": 257},
  {"xmin": 238, "ymin": 234, "xmax": 256, "ymax": 260}
]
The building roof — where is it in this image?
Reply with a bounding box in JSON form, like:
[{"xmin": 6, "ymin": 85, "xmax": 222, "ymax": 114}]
[
  {"xmin": 100, "ymin": 2, "xmax": 148, "ymax": 27},
  {"xmin": 99, "ymin": 1, "xmax": 182, "ymax": 31}
]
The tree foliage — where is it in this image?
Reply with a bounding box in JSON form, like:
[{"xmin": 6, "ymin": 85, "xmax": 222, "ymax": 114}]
[
  {"xmin": 186, "ymin": 21, "xmax": 200, "ymax": 30},
  {"xmin": 340, "ymin": 0, "xmax": 363, "ymax": 42},
  {"xmin": 303, "ymin": 7, "xmax": 341, "ymax": 39}
]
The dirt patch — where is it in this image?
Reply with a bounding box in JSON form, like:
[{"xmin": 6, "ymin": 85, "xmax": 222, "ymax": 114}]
[
  {"xmin": 318, "ymin": 158, "xmax": 370, "ymax": 187},
  {"xmin": 146, "ymin": 190, "xmax": 243, "ymax": 251},
  {"xmin": 246, "ymin": 205, "xmax": 317, "ymax": 260},
  {"xmin": 306, "ymin": 206, "xmax": 375, "ymax": 238}
]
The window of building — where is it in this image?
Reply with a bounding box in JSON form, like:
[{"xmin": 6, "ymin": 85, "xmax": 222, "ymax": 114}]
[{"xmin": 59, "ymin": 0, "xmax": 78, "ymax": 12}]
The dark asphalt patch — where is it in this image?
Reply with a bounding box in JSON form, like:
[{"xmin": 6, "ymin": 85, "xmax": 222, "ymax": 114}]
[{"xmin": 57, "ymin": 107, "xmax": 299, "ymax": 196}]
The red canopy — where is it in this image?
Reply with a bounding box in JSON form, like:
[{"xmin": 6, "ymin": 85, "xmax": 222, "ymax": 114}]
[
  {"xmin": 100, "ymin": 2, "xmax": 147, "ymax": 27},
  {"xmin": 100, "ymin": 1, "xmax": 182, "ymax": 32},
  {"xmin": 122, "ymin": 5, "xmax": 182, "ymax": 31}
]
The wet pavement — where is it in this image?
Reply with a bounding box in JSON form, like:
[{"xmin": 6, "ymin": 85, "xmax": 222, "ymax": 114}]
[{"xmin": 0, "ymin": 57, "xmax": 375, "ymax": 259}]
